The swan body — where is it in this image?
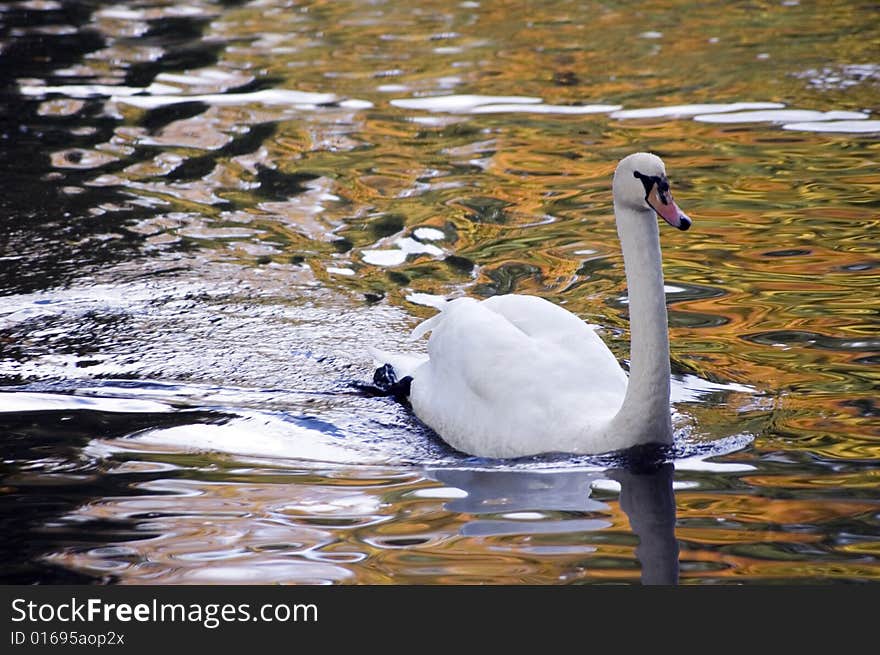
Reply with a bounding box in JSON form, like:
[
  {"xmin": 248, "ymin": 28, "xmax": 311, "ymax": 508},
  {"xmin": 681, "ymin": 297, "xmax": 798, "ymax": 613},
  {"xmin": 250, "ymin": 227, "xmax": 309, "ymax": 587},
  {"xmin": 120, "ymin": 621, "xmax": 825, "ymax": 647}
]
[{"xmin": 374, "ymin": 153, "xmax": 692, "ymax": 458}]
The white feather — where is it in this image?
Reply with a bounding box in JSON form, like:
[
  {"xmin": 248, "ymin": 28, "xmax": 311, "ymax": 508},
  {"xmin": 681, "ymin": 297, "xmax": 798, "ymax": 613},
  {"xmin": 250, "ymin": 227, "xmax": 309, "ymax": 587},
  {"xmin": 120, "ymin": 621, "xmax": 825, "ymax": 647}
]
[{"xmin": 406, "ymin": 296, "xmax": 627, "ymax": 457}]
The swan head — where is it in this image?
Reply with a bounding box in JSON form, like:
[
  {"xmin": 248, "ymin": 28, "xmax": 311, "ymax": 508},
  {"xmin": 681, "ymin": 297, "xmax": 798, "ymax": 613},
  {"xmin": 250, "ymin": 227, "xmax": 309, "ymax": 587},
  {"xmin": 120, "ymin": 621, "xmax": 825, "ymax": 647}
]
[{"xmin": 613, "ymin": 152, "xmax": 692, "ymax": 231}]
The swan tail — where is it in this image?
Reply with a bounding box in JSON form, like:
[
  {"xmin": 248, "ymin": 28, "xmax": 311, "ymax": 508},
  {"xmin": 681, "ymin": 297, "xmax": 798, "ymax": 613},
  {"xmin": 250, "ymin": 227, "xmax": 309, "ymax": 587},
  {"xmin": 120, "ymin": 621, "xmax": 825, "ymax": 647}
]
[
  {"xmin": 410, "ymin": 296, "xmax": 472, "ymax": 341},
  {"xmin": 410, "ymin": 313, "xmax": 444, "ymax": 341}
]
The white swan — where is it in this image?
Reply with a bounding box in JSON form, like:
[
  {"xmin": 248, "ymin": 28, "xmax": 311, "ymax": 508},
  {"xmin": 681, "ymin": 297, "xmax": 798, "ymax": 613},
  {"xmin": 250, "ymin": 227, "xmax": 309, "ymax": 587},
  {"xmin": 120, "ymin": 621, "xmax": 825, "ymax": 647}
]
[{"xmin": 372, "ymin": 152, "xmax": 692, "ymax": 458}]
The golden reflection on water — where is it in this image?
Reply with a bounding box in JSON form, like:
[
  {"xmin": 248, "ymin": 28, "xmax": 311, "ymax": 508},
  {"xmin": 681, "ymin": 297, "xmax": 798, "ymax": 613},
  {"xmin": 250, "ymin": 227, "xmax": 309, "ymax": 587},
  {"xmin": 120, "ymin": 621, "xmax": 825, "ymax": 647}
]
[{"xmin": 11, "ymin": 0, "xmax": 880, "ymax": 583}]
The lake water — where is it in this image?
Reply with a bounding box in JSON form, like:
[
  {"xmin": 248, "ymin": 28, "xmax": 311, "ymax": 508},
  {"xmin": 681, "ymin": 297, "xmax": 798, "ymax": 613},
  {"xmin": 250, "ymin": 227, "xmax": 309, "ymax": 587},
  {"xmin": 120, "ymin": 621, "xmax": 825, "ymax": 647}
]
[{"xmin": 1, "ymin": 0, "xmax": 878, "ymax": 584}]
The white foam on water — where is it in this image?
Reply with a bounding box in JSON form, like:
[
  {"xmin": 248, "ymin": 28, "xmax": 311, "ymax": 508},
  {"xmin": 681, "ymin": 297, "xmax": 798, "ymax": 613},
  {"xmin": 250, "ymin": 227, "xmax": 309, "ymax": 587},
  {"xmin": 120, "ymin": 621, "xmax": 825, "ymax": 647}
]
[
  {"xmin": 19, "ymin": 82, "xmax": 182, "ymax": 98},
  {"xmin": 590, "ymin": 478, "xmax": 622, "ymax": 493},
  {"xmin": 466, "ymin": 103, "xmax": 621, "ymax": 115},
  {"xmin": 101, "ymin": 413, "xmax": 384, "ymax": 465},
  {"xmin": 413, "ymin": 227, "xmax": 446, "ymax": 241},
  {"xmin": 326, "ymin": 266, "xmax": 356, "ymax": 276},
  {"xmin": 391, "ymin": 94, "xmax": 542, "ymax": 112},
  {"xmin": 0, "ymin": 391, "xmax": 173, "ymax": 414},
  {"xmin": 410, "ymin": 486, "xmax": 468, "ymax": 499},
  {"xmin": 155, "ymin": 69, "xmax": 246, "ymax": 86},
  {"xmin": 361, "ymin": 249, "xmax": 406, "ymax": 267},
  {"xmin": 376, "ymin": 83, "xmax": 409, "ymax": 93},
  {"xmin": 408, "ymin": 115, "xmax": 465, "ymax": 127},
  {"xmin": 674, "ymin": 456, "xmax": 755, "ymax": 473},
  {"xmin": 671, "ymin": 374, "xmax": 755, "ymax": 404},
  {"xmin": 115, "ymin": 88, "xmax": 341, "ymax": 109},
  {"xmin": 694, "ymin": 109, "xmax": 868, "ymax": 123},
  {"xmin": 362, "ymin": 237, "xmax": 444, "ymax": 267},
  {"xmin": 96, "ymin": 5, "xmax": 209, "ymax": 20},
  {"xmin": 783, "ymin": 119, "xmax": 880, "ymax": 133},
  {"xmin": 338, "ymin": 98, "xmax": 374, "ymax": 109},
  {"xmin": 611, "ymin": 102, "xmax": 785, "ymax": 119},
  {"xmin": 18, "ymin": 84, "xmax": 353, "ymax": 111}
]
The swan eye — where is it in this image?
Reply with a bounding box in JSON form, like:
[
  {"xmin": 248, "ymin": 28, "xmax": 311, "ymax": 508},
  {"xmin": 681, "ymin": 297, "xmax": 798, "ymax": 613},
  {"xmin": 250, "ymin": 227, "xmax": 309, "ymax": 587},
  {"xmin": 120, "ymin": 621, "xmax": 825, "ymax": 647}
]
[{"xmin": 633, "ymin": 170, "xmax": 670, "ymax": 205}]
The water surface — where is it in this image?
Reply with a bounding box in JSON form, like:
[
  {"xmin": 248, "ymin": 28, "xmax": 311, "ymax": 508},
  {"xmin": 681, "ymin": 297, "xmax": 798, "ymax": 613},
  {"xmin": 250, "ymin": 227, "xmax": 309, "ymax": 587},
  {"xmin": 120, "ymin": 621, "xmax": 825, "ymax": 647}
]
[{"xmin": 1, "ymin": 0, "xmax": 878, "ymax": 584}]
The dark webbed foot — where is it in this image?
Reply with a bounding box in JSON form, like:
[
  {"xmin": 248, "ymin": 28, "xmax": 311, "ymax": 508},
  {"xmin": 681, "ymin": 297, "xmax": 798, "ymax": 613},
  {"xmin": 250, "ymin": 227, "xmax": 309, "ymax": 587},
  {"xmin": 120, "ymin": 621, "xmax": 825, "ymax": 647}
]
[
  {"xmin": 352, "ymin": 364, "xmax": 413, "ymax": 406},
  {"xmin": 371, "ymin": 364, "xmax": 412, "ymax": 405},
  {"xmin": 373, "ymin": 363, "xmax": 397, "ymax": 391}
]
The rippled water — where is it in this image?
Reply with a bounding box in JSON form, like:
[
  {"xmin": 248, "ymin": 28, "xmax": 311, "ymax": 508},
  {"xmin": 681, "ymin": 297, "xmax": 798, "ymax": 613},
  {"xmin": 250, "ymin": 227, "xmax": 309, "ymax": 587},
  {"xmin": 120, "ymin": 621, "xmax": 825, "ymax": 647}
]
[{"xmin": 1, "ymin": 0, "xmax": 878, "ymax": 584}]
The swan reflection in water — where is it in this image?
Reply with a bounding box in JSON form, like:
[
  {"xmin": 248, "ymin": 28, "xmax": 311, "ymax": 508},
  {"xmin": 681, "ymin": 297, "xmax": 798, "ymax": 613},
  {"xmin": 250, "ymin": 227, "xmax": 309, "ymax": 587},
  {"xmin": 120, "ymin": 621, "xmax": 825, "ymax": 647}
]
[{"xmin": 427, "ymin": 458, "xmax": 678, "ymax": 585}]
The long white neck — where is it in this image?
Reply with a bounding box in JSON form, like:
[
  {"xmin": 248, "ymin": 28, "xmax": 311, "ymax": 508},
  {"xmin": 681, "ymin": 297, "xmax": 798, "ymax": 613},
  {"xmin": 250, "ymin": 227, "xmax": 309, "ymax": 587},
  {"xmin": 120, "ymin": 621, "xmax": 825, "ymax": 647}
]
[{"xmin": 606, "ymin": 203, "xmax": 673, "ymax": 447}]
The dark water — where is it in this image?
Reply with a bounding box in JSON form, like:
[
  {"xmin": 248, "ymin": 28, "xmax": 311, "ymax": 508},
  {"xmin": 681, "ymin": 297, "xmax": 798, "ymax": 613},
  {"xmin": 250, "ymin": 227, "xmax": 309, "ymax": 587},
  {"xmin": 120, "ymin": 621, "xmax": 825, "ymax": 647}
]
[{"xmin": 1, "ymin": 0, "xmax": 878, "ymax": 584}]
